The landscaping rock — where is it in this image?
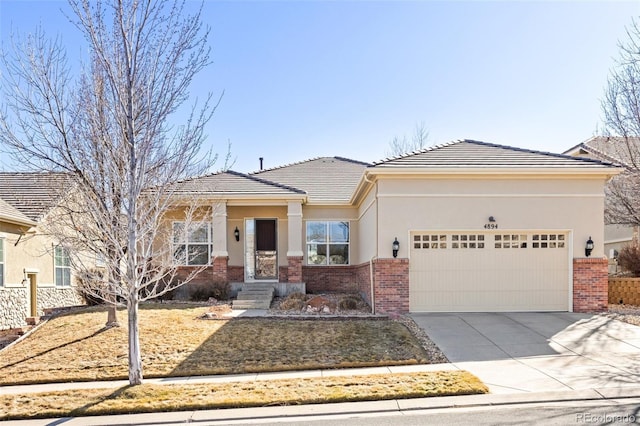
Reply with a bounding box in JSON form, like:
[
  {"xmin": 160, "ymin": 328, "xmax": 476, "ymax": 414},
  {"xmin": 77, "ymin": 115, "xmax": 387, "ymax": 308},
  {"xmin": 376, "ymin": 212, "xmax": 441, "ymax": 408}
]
[{"xmin": 305, "ymin": 296, "xmax": 336, "ymax": 313}]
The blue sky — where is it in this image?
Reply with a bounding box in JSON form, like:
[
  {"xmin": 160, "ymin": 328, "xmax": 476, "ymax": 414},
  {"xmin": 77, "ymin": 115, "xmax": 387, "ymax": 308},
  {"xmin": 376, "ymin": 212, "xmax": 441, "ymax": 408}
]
[{"xmin": 1, "ymin": 1, "xmax": 638, "ymax": 173}]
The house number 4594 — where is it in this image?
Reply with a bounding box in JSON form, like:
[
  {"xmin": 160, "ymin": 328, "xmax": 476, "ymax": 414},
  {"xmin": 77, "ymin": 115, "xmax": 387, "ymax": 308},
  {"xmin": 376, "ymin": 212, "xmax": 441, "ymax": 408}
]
[{"xmin": 484, "ymin": 223, "xmax": 498, "ymax": 229}]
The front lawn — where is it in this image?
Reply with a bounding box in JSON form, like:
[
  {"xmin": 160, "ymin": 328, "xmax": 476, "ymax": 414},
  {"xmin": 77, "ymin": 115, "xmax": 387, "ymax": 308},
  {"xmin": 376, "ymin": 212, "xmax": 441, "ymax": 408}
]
[
  {"xmin": 0, "ymin": 371, "xmax": 488, "ymax": 420},
  {"xmin": 0, "ymin": 304, "xmax": 432, "ymax": 385}
]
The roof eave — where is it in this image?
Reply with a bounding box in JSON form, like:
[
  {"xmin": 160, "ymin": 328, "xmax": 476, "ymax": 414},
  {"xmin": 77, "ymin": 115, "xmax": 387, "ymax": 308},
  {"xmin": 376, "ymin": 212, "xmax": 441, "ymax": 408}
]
[
  {"xmin": 365, "ymin": 166, "xmax": 623, "ymax": 177},
  {"xmin": 0, "ymin": 214, "xmax": 37, "ymax": 228}
]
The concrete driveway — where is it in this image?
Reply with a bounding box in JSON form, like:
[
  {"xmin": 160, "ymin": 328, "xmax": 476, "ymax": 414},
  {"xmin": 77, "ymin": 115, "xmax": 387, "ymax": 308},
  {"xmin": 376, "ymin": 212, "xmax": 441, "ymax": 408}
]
[{"xmin": 410, "ymin": 312, "xmax": 640, "ymax": 394}]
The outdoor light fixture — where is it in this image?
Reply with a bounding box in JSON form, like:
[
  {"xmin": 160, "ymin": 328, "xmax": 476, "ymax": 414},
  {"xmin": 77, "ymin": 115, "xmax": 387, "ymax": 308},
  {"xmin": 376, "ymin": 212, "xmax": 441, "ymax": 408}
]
[
  {"xmin": 392, "ymin": 237, "xmax": 400, "ymax": 258},
  {"xmin": 21, "ymin": 269, "xmax": 28, "ymax": 287},
  {"xmin": 488, "ymin": 216, "xmax": 496, "ymax": 222},
  {"xmin": 585, "ymin": 236, "xmax": 594, "ymax": 257},
  {"xmin": 234, "ymin": 227, "xmax": 240, "ymax": 242}
]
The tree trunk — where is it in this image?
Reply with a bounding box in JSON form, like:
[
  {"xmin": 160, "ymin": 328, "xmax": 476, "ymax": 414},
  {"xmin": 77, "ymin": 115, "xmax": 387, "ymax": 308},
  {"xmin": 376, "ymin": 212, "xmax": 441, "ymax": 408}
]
[
  {"xmin": 127, "ymin": 296, "xmax": 143, "ymax": 385},
  {"xmin": 106, "ymin": 304, "xmax": 119, "ymax": 328}
]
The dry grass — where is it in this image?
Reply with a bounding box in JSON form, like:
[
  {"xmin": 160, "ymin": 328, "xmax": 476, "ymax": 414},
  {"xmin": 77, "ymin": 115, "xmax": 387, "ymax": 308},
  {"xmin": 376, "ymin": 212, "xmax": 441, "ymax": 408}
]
[
  {"xmin": 0, "ymin": 304, "xmax": 431, "ymax": 385},
  {"xmin": 0, "ymin": 371, "xmax": 487, "ymax": 420}
]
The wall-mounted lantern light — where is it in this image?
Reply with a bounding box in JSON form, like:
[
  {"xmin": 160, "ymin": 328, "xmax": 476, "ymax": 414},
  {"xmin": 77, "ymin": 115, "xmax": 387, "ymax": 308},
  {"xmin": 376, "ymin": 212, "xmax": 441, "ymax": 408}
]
[
  {"xmin": 234, "ymin": 226, "xmax": 240, "ymax": 242},
  {"xmin": 585, "ymin": 236, "xmax": 594, "ymax": 257},
  {"xmin": 392, "ymin": 237, "xmax": 400, "ymax": 258},
  {"xmin": 21, "ymin": 269, "xmax": 28, "ymax": 287},
  {"xmin": 488, "ymin": 216, "xmax": 496, "ymax": 223}
]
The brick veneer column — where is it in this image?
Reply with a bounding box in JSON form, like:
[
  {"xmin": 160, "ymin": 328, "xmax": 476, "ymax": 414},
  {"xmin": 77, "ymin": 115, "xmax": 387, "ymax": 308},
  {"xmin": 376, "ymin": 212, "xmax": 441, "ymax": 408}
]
[
  {"xmin": 287, "ymin": 256, "xmax": 303, "ymax": 282},
  {"xmin": 573, "ymin": 257, "xmax": 608, "ymax": 312},
  {"xmin": 373, "ymin": 258, "xmax": 409, "ymax": 314},
  {"xmin": 212, "ymin": 256, "xmax": 229, "ymax": 283}
]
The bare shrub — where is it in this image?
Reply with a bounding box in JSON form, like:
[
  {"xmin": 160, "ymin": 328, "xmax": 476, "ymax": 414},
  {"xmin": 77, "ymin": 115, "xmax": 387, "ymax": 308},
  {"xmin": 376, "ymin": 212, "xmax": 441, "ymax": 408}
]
[
  {"xmin": 76, "ymin": 269, "xmax": 107, "ymax": 306},
  {"xmin": 618, "ymin": 244, "xmax": 640, "ymax": 276},
  {"xmin": 287, "ymin": 292, "xmax": 307, "ymax": 301},
  {"xmin": 338, "ymin": 295, "xmax": 360, "ymax": 311},
  {"xmin": 188, "ymin": 281, "xmax": 230, "ymax": 301},
  {"xmin": 280, "ymin": 293, "xmax": 307, "ymax": 311}
]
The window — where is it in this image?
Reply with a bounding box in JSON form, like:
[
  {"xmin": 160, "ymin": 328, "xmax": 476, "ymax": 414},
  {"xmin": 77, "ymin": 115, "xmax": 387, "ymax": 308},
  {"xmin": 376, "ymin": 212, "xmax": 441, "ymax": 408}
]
[
  {"xmin": 306, "ymin": 221, "xmax": 349, "ymax": 265},
  {"xmin": 173, "ymin": 222, "xmax": 213, "ymax": 265},
  {"xmin": 0, "ymin": 238, "xmax": 4, "ymax": 287},
  {"xmin": 55, "ymin": 246, "xmax": 71, "ymax": 287}
]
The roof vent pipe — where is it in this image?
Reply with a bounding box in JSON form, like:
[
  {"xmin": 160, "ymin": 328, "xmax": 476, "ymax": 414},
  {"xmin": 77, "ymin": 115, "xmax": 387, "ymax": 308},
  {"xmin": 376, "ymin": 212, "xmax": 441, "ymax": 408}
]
[{"xmin": 259, "ymin": 157, "xmax": 264, "ymax": 170}]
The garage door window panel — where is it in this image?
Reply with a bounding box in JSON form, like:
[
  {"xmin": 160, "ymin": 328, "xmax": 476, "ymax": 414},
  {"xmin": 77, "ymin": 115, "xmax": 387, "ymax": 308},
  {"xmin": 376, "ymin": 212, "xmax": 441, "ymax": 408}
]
[
  {"xmin": 533, "ymin": 234, "xmax": 565, "ymax": 249},
  {"xmin": 452, "ymin": 234, "xmax": 485, "ymax": 249},
  {"xmin": 495, "ymin": 234, "xmax": 528, "ymax": 249}
]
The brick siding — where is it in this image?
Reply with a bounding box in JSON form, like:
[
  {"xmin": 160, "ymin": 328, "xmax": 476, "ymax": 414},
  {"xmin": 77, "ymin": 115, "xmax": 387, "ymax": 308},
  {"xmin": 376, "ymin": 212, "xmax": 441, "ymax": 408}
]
[
  {"xmin": 287, "ymin": 256, "xmax": 303, "ymax": 282},
  {"xmin": 302, "ymin": 265, "xmax": 360, "ymax": 293},
  {"xmin": 573, "ymin": 257, "xmax": 608, "ymax": 312},
  {"xmin": 355, "ymin": 262, "xmax": 372, "ymax": 306},
  {"xmin": 212, "ymin": 256, "xmax": 228, "ymax": 282},
  {"xmin": 227, "ymin": 266, "xmax": 244, "ymax": 282},
  {"xmin": 373, "ymin": 258, "xmax": 409, "ymax": 314}
]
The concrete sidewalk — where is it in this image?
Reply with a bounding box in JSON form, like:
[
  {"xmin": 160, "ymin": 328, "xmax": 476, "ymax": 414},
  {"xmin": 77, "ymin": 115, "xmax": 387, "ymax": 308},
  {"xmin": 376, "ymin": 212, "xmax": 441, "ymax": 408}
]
[{"xmin": 0, "ymin": 364, "xmax": 458, "ymax": 396}]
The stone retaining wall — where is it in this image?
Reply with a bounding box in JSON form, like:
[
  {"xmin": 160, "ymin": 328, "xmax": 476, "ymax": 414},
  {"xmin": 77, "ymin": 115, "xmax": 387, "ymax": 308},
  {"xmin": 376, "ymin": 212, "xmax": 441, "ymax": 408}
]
[
  {"xmin": 37, "ymin": 287, "xmax": 85, "ymax": 316},
  {"xmin": 609, "ymin": 277, "xmax": 640, "ymax": 305},
  {"xmin": 0, "ymin": 288, "xmax": 28, "ymax": 329},
  {"xmin": 0, "ymin": 287, "xmax": 85, "ymax": 330}
]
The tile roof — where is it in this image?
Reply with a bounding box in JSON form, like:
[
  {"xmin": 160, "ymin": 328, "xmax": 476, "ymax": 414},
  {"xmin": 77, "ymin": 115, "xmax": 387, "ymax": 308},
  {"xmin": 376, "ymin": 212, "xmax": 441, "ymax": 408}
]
[
  {"xmin": 563, "ymin": 136, "xmax": 640, "ymax": 168},
  {"xmin": 374, "ymin": 139, "xmax": 617, "ymax": 168},
  {"xmin": 169, "ymin": 170, "xmax": 306, "ymax": 196},
  {"xmin": 251, "ymin": 157, "xmax": 370, "ymax": 202},
  {"xmin": 0, "ymin": 172, "xmax": 70, "ymax": 221}
]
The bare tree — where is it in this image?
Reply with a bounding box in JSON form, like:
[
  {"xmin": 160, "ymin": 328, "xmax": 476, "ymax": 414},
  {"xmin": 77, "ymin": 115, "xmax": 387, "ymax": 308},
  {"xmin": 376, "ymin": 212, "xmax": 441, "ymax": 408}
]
[
  {"xmin": 602, "ymin": 18, "xmax": 640, "ymax": 227},
  {"xmin": 0, "ymin": 0, "xmax": 218, "ymax": 385},
  {"xmin": 386, "ymin": 121, "xmax": 430, "ymax": 157}
]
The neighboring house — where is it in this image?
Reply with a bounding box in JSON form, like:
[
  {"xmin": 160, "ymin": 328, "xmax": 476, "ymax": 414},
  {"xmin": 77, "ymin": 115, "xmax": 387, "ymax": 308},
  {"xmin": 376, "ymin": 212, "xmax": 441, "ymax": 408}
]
[
  {"xmin": 0, "ymin": 172, "xmax": 85, "ymax": 330},
  {"xmin": 564, "ymin": 136, "xmax": 640, "ymax": 272},
  {"xmin": 165, "ymin": 139, "xmax": 620, "ymax": 314}
]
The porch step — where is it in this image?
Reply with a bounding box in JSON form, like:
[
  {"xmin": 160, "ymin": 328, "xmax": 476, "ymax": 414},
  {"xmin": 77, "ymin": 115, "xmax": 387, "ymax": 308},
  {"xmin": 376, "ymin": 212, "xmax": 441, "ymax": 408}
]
[{"xmin": 233, "ymin": 284, "xmax": 275, "ymax": 310}]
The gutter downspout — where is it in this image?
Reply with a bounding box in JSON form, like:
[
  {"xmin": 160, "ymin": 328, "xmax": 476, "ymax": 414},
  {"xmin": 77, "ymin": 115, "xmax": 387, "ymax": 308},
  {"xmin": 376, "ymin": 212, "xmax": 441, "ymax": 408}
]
[{"xmin": 363, "ymin": 170, "xmax": 379, "ymax": 315}]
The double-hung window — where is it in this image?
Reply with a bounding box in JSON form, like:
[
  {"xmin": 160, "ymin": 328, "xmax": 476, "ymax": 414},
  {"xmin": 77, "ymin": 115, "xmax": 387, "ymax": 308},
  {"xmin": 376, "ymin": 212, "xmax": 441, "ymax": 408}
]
[
  {"xmin": 306, "ymin": 221, "xmax": 349, "ymax": 265},
  {"xmin": 173, "ymin": 222, "xmax": 213, "ymax": 265},
  {"xmin": 0, "ymin": 238, "xmax": 4, "ymax": 287},
  {"xmin": 54, "ymin": 246, "xmax": 71, "ymax": 287}
]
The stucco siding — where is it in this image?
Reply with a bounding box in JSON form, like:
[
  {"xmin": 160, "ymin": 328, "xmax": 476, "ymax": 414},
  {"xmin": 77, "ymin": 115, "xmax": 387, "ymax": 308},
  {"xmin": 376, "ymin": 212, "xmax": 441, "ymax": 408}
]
[
  {"xmin": 356, "ymin": 186, "xmax": 377, "ymax": 264},
  {"xmin": 376, "ymin": 177, "xmax": 606, "ymax": 259}
]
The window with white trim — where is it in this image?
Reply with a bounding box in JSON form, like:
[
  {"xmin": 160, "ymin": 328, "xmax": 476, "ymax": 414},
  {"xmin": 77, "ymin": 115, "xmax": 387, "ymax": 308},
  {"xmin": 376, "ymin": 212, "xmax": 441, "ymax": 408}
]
[
  {"xmin": 0, "ymin": 238, "xmax": 4, "ymax": 287},
  {"xmin": 172, "ymin": 222, "xmax": 213, "ymax": 265},
  {"xmin": 306, "ymin": 221, "xmax": 349, "ymax": 265},
  {"xmin": 54, "ymin": 245, "xmax": 71, "ymax": 287}
]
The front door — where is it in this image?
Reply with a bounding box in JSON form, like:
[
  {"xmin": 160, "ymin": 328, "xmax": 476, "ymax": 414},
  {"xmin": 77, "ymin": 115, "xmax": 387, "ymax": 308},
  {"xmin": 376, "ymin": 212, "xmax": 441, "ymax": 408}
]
[
  {"xmin": 28, "ymin": 273, "xmax": 37, "ymax": 317},
  {"xmin": 255, "ymin": 219, "xmax": 277, "ymax": 279},
  {"xmin": 244, "ymin": 219, "xmax": 278, "ymax": 281}
]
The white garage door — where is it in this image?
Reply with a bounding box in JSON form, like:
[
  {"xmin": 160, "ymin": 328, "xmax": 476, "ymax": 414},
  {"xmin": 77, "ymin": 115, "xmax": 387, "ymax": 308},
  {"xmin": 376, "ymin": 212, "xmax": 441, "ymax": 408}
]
[{"xmin": 409, "ymin": 231, "xmax": 570, "ymax": 312}]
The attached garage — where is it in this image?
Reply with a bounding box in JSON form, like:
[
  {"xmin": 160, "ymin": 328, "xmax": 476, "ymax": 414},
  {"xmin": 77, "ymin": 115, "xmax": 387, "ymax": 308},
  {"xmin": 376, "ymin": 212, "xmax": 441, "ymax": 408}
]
[{"xmin": 409, "ymin": 231, "xmax": 570, "ymax": 312}]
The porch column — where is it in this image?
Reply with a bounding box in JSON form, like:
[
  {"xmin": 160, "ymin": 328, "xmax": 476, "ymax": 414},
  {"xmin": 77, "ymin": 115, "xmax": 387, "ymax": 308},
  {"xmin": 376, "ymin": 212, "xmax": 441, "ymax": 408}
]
[
  {"xmin": 211, "ymin": 201, "xmax": 228, "ymax": 282},
  {"xmin": 287, "ymin": 201, "xmax": 304, "ymax": 282}
]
